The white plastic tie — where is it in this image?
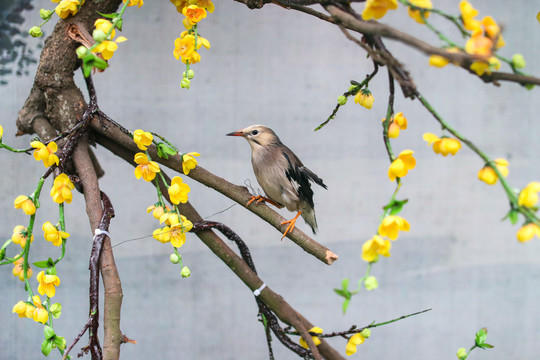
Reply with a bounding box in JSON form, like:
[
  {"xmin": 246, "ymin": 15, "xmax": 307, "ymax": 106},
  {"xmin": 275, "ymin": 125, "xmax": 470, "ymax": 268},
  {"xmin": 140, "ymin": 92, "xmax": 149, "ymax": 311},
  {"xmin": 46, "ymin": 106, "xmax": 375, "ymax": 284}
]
[
  {"xmin": 93, "ymin": 228, "xmax": 111, "ymax": 240},
  {"xmin": 253, "ymin": 282, "xmax": 266, "ymax": 296}
]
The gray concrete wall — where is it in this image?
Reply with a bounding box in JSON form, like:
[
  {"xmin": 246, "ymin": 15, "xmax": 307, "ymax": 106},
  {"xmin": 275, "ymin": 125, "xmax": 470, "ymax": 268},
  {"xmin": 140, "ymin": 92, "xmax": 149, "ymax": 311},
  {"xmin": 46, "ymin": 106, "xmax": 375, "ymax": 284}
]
[{"xmin": 1, "ymin": 0, "xmax": 539, "ymax": 358}]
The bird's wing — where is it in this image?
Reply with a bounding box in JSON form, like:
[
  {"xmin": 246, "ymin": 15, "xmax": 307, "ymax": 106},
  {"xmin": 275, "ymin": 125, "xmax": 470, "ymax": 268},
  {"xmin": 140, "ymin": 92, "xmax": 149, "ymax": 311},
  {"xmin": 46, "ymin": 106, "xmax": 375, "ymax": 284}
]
[{"xmin": 299, "ymin": 166, "xmax": 328, "ymax": 190}]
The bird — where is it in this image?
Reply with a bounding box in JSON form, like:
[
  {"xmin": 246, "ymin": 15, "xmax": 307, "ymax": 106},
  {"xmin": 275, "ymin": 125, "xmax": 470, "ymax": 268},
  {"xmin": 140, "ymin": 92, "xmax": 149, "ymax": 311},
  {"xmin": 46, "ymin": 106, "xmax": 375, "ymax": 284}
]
[{"xmin": 227, "ymin": 125, "xmax": 327, "ymax": 238}]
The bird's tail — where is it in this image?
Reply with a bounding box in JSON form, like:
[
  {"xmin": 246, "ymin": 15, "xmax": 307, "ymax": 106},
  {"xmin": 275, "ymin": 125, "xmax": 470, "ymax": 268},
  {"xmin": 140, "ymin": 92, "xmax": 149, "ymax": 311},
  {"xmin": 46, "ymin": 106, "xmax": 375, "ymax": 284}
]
[{"xmin": 301, "ymin": 208, "xmax": 318, "ymax": 234}]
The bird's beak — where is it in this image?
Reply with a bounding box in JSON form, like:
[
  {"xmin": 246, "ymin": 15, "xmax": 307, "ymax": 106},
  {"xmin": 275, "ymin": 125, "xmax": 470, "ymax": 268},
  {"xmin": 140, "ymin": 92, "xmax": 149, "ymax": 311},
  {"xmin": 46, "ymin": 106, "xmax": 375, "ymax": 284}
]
[{"xmin": 226, "ymin": 130, "xmax": 244, "ymax": 137}]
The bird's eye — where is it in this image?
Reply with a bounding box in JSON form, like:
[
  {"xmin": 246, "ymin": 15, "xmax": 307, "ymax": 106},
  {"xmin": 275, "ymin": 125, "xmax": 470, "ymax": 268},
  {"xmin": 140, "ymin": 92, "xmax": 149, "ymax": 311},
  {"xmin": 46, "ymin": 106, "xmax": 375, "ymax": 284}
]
[{"xmin": 251, "ymin": 130, "xmax": 259, "ymax": 135}]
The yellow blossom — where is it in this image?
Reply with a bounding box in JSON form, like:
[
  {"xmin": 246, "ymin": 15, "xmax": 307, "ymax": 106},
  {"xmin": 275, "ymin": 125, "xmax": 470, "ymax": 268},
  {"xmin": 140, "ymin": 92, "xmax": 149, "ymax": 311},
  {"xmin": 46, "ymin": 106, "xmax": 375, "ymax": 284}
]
[
  {"xmin": 11, "ymin": 225, "xmax": 34, "ymax": 249},
  {"xmin": 378, "ymin": 215, "xmax": 410, "ymax": 240},
  {"xmin": 0, "ymin": 124, "xmax": 3, "ymax": 139},
  {"xmin": 123, "ymin": 0, "xmax": 143, "ymax": 8},
  {"xmin": 428, "ymin": 48, "xmax": 460, "ymax": 68},
  {"xmin": 147, "ymin": 204, "xmax": 170, "ymax": 220},
  {"xmin": 171, "ymin": 0, "xmax": 189, "ymax": 13},
  {"xmin": 346, "ymin": 333, "xmax": 365, "ymax": 356},
  {"xmin": 183, "ymin": 5, "xmax": 207, "ymax": 25},
  {"xmin": 14, "ymin": 195, "xmax": 36, "ymax": 215},
  {"xmin": 481, "ymin": 16, "xmax": 505, "ymax": 49},
  {"xmin": 459, "ymin": 1, "xmax": 482, "ymax": 33},
  {"xmin": 37, "ymin": 271, "xmax": 61, "ymax": 298},
  {"xmin": 134, "ymin": 153, "xmax": 161, "ymax": 182},
  {"xmin": 12, "ymin": 258, "xmax": 32, "ymax": 281},
  {"xmin": 94, "ymin": 19, "xmax": 115, "ymax": 39},
  {"xmin": 182, "ymin": 152, "xmax": 200, "ymax": 174},
  {"xmin": 518, "ymin": 182, "xmax": 540, "ymax": 208},
  {"xmin": 197, "ymin": 0, "xmax": 215, "ymax": 13},
  {"xmin": 12, "ymin": 300, "xmax": 32, "ymax": 318},
  {"xmin": 153, "ymin": 215, "xmax": 192, "ymax": 247},
  {"xmin": 92, "ymin": 40, "xmax": 118, "ymax": 61},
  {"xmin": 168, "ymin": 176, "xmax": 191, "ymax": 204},
  {"xmin": 173, "ymin": 35, "xmax": 196, "ymax": 63},
  {"xmin": 517, "ymin": 223, "xmax": 540, "ymax": 243},
  {"xmin": 53, "ymin": 0, "xmax": 83, "ymax": 19},
  {"xmin": 31, "ymin": 296, "xmax": 49, "ymax": 323},
  {"xmin": 299, "ymin": 327, "xmax": 323, "ymax": 349},
  {"xmin": 470, "ymin": 56, "xmax": 500, "ymax": 76},
  {"xmin": 31, "ymin": 140, "xmax": 59, "ymax": 168},
  {"xmin": 133, "ymin": 129, "xmax": 153, "ymax": 150},
  {"xmin": 361, "ymin": 0, "xmax": 398, "ymax": 20},
  {"xmin": 477, "ymin": 158, "xmax": 508, "ymax": 185},
  {"xmin": 388, "ymin": 150, "xmax": 416, "ymax": 181},
  {"xmin": 42, "ymin": 221, "xmax": 70, "ymax": 247},
  {"xmin": 408, "ymin": 0, "xmax": 432, "ymax": 24},
  {"xmin": 385, "ymin": 112, "xmax": 407, "ymax": 138},
  {"xmin": 465, "ymin": 33, "xmax": 493, "ymax": 57},
  {"xmin": 153, "ymin": 227, "xmax": 171, "ymax": 243},
  {"xmin": 362, "ymin": 235, "xmax": 391, "ymax": 262},
  {"xmin": 423, "ymin": 133, "xmax": 462, "ymax": 156},
  {"xmin": 50, "ymin": 173, "xmax": 75, "ymax": 204},
  {"xmin": 354, "ymin": 90, "xmax": 374, "ymax": 109}
]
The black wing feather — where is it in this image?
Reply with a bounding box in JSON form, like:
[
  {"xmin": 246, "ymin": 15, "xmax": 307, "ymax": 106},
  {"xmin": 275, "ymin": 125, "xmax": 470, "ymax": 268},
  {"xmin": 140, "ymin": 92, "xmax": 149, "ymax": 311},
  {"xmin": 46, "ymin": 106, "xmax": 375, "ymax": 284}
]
[{"xmin": 282, "ymin": 150, "xmax": 327, "ymax": 209}]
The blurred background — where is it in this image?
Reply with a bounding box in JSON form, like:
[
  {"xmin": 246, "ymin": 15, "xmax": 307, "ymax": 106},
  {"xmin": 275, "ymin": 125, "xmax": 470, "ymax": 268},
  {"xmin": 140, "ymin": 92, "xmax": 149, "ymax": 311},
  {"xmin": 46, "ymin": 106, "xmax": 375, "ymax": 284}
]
[{"xmin": 1, "ymin": 0, "xmax": 539, "ymax": 358}]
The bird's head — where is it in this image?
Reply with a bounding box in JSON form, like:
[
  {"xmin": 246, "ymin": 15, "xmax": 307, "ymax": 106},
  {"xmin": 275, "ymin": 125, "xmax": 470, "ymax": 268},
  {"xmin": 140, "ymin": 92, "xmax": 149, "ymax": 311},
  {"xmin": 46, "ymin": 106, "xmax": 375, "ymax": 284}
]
[{"xmin": 226, "ymin": 125, "xmax": 280, "ymax": 149}]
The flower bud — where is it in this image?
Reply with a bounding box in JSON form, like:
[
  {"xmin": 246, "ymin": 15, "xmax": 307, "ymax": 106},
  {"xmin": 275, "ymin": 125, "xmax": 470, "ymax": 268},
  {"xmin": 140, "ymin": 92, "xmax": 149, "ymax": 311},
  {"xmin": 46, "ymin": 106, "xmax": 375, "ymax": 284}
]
[
  {"xmin": 50, "ymin": 303, "xmax": 62, "ymax": 319},
  {"xmin": 360, "ymin": 328, "xmax": 371, "ymax": 338},
  {"xmin": 170, "ymin": 253, "xmax": 180, "ymax": 264},
  {"xmin": 512, "ymin": 54, "xmax": 526, "ymax": 69},
  {"xmin": 337, "ymin": 95, "xmax": 347, "ymax": 105},
  {"xmin": 180, "ymin": 78, "xmax": 191, "ymax": 89},
  {"xmin": 180, "ymin": 266, "xmax": 191, "ymax": 278},
  {"xmin": 364, "ymin": 276, "xmax": 378, "ymax": 291},
  {"xmin": 76, "ymin": 46, "xmax": 88, "ymax": 59},
  {"xmin": 39, "ymin": 9, "xmax": 54, "ymax": 20},
  {"xmin": 92, "ymin": 29, "xmax": 107, "ymax": 43},
  {"xmin": 456, "ymin": 347, "xmax": 467, "ymax": 360},
  {"xmin": 29, "ymin": 26, "xmax": 43, "ymax": 38},
  {"xmin": 54, "ymin": 336, "xmax": 66, "ymax": 350},
  {"xmin": 348, "ymin": 85, "xmax": 358, "ymax": 92},
  {"xmin": 183, "ymin": 69, "xmax": 195, "ymax": 79},
  {"xmin": 41, "ymin": 339, "xmax": 53, "ymax": 356}
]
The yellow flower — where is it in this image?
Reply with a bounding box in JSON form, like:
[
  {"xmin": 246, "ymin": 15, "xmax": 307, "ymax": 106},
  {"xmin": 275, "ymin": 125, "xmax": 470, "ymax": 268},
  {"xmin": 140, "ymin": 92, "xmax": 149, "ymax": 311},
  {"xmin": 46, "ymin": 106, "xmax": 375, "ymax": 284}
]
[
  {"xmin": 0, "ymin": 124, "xmax": 3, "ymax": 139},
  {"xmin": 197, "ymin": 0, "xmax": 214, "ymax": 13},
  {"xmin": 134, "ymin": 153, "xmax": 161, "ymax": 182},
  {"xmin": 153, "ymin": 216, "xmax": 192, "ymax": 247},
  {"xmin": 12, "ymin": 258, "xmax": 32, "ymax": 281},
  {"xmin": 168, "ymin": 176, "xmax": 191, "ymax": 204},
  {"xmin": 54, "ymin": 0, "xmax": 83, "ymax": 19},
  {"xmin": 183, "ymin": 5, "xmax": 207, "ymax": 25},
  {"xmin": 388, "ymin": 150, "xmax": 416, "ymax": 181},
  {"xmin": 299, "ymin": 327, "xmax": 323, "ymax": 349},
  {"xmin": 31, "ymin": 295, "xmax": 49, "ymax": 323},
  {"xmin": 37, "ymin": 271, "xmax": 61, "ymax": 298},
  {"xmin": 159, "ymin": 211, "xmax": 180, "ymax": 225},
  {"xmin": 50, "ymin": 173, "xmax": 75, "ymax": 204},
  {"xmin": 354, "ymin": 90, "xmax": 374, "ymax": 109},
  {"xmin": 385, "ymin": 112, "xmax": 407, "ymax": 138},
  {"xmin": 133, "ymin": 129, "xmax": 153, "ymax": 150},
  {"xmin": 362, "ymin": 235, "xmax": 391, "ymax": 262},
  {"xmin": 182, "ymin": 152, "xmax": 200, "ymax": 174},
  {"xmin": 345, "ymin": 333, "xmax": 365, "ymax": 356},
  {"xmin": 171, "ymin": 0, "xmax": 189, "ymax": 13},
  {"xmin": 14, "ymin": 195, "xmax": 36, "ymax": 215},
  {"xmin": 147, "ymin": 204, "xmax": 170, "ymax": 220},
  {"xmin": 481, "ymin": 16, "xmax": 505, "ymax": 49},
  {"xmin": 94, "ymin": 19, "xmax": 115, "ymax": 39},
  {"xmin": 92, "ymin": 40, "xmax": 118, "ymax": 61},
  {"xmin": 517, "ymin": 223, "xmax": 540, "ymax": 243},
  {"xmin": 477, "ymin": 158, "xmax": 508, "ymax": 185},
  {"xmin": 423, "ymin": 133, "xmax": 461, "ymax": 156},
  {"xmin": 11, "ymin": 225, "xmax": 34, "ymax": 249},
  {"xmin": 173, "ymin": 35, "xmax": 196, "ymax": 63},
  {"xmin": 428, "ymin": 48, "xmax": 460, "ymax": 68},
  {"xmin": 407, "ymin": 0, "xmax": 432, "ymax": 24},
  {"xmin": 378, "ymin": 215, "xmax": 410, "ymax": 240},
  {"xmin": 123, "ymin": 0, "xmax": 143, "ymax": 8},
  {"xmin": 470, "ymin": 56, "xmax": 500, "ymax": 76},
  {"xmin": 42, "ymin": 221, "xmax": 70, "ymax": 247},
  {"xmin": 31, "ymin": 140, "xmax": 59, "ymax": 168},
  {"xmin": 518, "ymin": 182, "xmax": 540, "ymax": 208},
  {"xmin": 153, "ymin": 227, "xmax": 171, "ymax": 243},
  {"xmin": 169, "ymin": 223, "xmax": 189, "ymax": 248},
  {"xmin": 12, "ymin": 300, "xmax": 32, "ymax": 318},
  {"xmin": 361, "ymin": 0, "xmax": 398, "ymax": 20},
  {"xmin": 459, "ymin": 0, "xmax": 482, "ymax": 33},
  {"xmin": 465, "ymin": 33, "xmax": 493, "ymax": 57}
]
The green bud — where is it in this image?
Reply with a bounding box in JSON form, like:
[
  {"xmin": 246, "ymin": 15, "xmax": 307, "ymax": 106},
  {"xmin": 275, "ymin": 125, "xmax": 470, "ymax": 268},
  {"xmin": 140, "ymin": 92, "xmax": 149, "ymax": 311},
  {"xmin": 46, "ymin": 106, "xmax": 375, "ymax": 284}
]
[
  {"xmin": 39, "ymin": 9, "xmax": 54, "ymax": 20},
  {"xmin": 170, "ymin": 253, "xmax": 180, "ymax": 264},
  {"xmin": 364, "ymin": 276, "xmax": 378, "ymax": 291},
  {"xmin": 41, "ymin": 339, "xmax": 53, "ymax": 356},
  {"xmin": 348, "ymin": 85, "xmax": 357, "ymax": 92},
  {"xmin": 76, "ymin": 46, "xmax": 88, "ymax": 59},
  {"xmin": 511, "ymin": 54, "xmax": 526, "ymax": 69},
  {"xmin": 360, "ymin": 328, "xmax": 371, "ymax": 338},
  {"xmin": 180, "ymin": 266, "xmax": 191, "ymax": 278},
  {"xmin": 525, "ymin": 83, "xmax": 535, "ymax": 90},
  {"xmin": 337, "ymin": 95, "xmax": 347, "ymax": 105},
  {"xmin": 44, "ymin": 325, "xmax": 55, "ymax": 340},
  {"xmin": 50, "ymin": 303, "xmax": 62, "ymax": 319},
  {"xmin": 180, "ymin": 78, "xmax": 191, "ymax": 89},
  {"xmin": 54, "ymin": 336, "xmax": 66, "ymax": 350},
  {"xmin": 456, "ymin": 347, "xmax": 467, "ymax": 360},
  {"xmin": 93, "ymin": 29, "xmax": 107, "ymax": 43},
  {"xmin": 29, "ymin": 26, "xmax": 43, "ymax": 38},
  {"xmin": 183, "ymin": 69, "xmax": 195, "ymax": 79}
]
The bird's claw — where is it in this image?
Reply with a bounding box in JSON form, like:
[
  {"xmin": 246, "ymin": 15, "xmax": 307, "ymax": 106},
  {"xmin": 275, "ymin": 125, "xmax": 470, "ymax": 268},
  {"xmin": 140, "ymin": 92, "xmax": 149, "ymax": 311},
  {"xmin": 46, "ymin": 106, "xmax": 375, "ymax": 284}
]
[
  {"xmin": 280, "ymin": 211, "xmax": 302, "ymax": 239},
  {"xmin": 246, "ymin": 195, "xmax": 266, "ymax": 207}
]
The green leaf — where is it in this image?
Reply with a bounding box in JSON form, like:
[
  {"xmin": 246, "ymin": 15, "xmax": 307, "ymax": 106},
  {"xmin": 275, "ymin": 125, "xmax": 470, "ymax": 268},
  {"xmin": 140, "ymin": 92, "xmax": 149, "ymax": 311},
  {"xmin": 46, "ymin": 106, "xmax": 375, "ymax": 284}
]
[
  {"xmin": 41, "ymin": 339, "xmax": 53, "ymax": 356},
  {"xmin": 341, "ymin": 278, "xmax": 349, "ymax": 290},
  {"xmin": 157, "ymin": 143, "xmax": 177, "ymax": 160},
  {"xmin": 115, "ymin": 18, "xmax": 123, "ymax": 31},
  {"xmin": 475, "ymin": 327, "xmax": 488, "ymax": 346},
  {"xmin": 481, "ymin": 343, "xmax": 494, "ymax": 349},
  {"xmin": 383, "ymin": 199, "xmax": 409, "ymax": 215},
  {"xmin": 333, "ymin": 289, "xmax": 349, "ymax": 298},
  {"xmin": 44, "ymin": 325, "xmax": 55, "ymax": 340},
  {"xmin": 33, "ymin": 260, "xmax": 51, "ymax": 268},
  {"xmin": 342, "ymin": 298, "xmax": 350, "ymax": 314},
  {"xmin": 96, "ymin": 12, "xmax": 118, "ymax": 19}
]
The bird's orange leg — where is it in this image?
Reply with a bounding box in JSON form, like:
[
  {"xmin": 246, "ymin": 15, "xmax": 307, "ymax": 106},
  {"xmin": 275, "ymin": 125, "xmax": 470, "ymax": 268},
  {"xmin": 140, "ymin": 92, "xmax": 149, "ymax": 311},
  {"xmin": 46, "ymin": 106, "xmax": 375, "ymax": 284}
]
[
  {"xmin": 246, "ymin": 195, "xmax": 280, "ymax": 208},
  {"xmin": 281, "ymin": 211, "xmax": 302, "ymax": 239}
]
